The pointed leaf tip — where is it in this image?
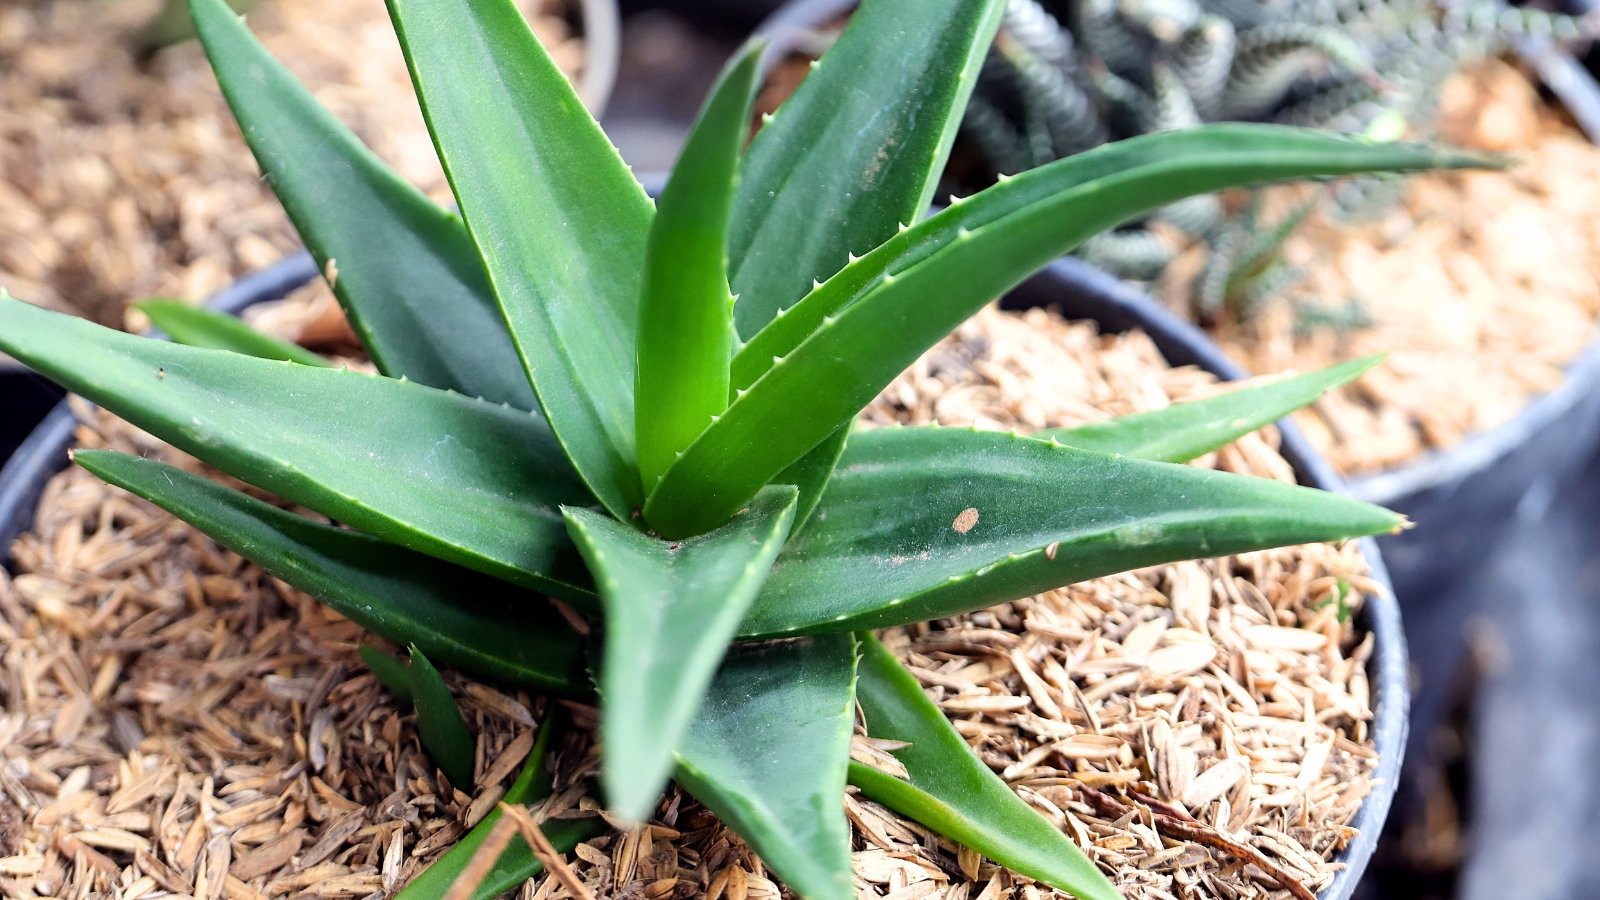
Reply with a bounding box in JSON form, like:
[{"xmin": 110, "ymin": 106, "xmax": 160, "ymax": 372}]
[
  {"xmin": 1041, "ymin": 354, "xmax": 1388, "ymax": 463},
  {"xmin": 635, "ymin": 41, "xmax": 763, "ymax": 495},
  {"xmin": 408, "ymin": 646, "xmax": 477, "ymax": 789},
  {"xmin": 386, "ymin": 0, "xmax": 654, "ymax": 520},
  {"xmin": 189, "ymin": 0, "xmax": 535, "ymax": 406},
  {"xmin": 566, "ymin": 486, "xmax": 797, "ymax": 821}
]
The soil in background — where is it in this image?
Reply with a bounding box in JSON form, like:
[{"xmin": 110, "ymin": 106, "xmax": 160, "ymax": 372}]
[{"xmin": 0, "ymin": 0, "xmax": 582, "ymax": 328}]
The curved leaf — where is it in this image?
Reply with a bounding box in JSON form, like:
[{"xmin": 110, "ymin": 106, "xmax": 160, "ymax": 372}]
[
  {"xmin": 651, "ymin": 127, "xmax": 1493, "ymax": 537},
  {"xmin": 387, "ymin": 0, "xmax": 655, "ymax": 519},
  {"xmin": 1041, "ymin": 354, "xmax": 1384, "ymax": 463},
  {"xmin": 190, "ymin": 0, "xmax": 535, "ymax": 408},
  {"xmin": 673, "ymin": 635, "xmax": 858, "ymax": 900},
  {"xmin": 739, "ymin": 427, "xmax": 1400, "ymax": 637},
  {"xmin": 563, "ymin": 486, "xmax": 798, "ymax": 821},
  {"xmin": 731, "ymin": 130, "xmax": 1475, "ymax": 392},
  {"xmin": 636, "ymin": 43, "xmax": 761, "ymax": 493},
  {"xmin": 852, "ymin": 635, "xmax": 1121, "ymax": 900},
  {"xmin": 0, "ymin": 299, "xmax": 595, "ymax": 600},
  {"xmin": 75, "ymin": 451, "xmax": 588, "ymax": 691},
  {"xmin": 731, "ymin": 0, "xmax": 1007, "ymax": 338},
  {"xmin": 137, "ymin": 300, "xmax": 331, "ymax": 368},
  {"xmin": 409, "ymin": 646, "xmax": 477, "ymax": 788}
]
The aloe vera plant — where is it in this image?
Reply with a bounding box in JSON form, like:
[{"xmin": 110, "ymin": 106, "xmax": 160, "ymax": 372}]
[{"xmin": 0, "ymin": 0, "xmax": 1494, "ymax": 896}]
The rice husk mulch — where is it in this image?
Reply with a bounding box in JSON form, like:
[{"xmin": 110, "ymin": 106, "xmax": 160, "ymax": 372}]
[
  {"xmin": 0, "ymin": 306, "xmax": 1382, "ymax": 899},
  {"xmin": 1160, "ymin": 59, "xmax": 1600, "ymax": 477},
  {"xmin": 0, "ymin": 0, "xmax": 584, "ymax": 328}
]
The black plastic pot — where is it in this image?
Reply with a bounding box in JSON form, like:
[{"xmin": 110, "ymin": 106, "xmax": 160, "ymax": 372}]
[
  {"xmin": 0, "ymin": 368, "xmax": 63, "ymax": 471},
  {"xmin": 0, "ymin": 251, "xmax": 1406, "ymax": 898}
]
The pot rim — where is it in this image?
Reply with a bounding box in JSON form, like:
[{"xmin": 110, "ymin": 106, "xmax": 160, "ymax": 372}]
[{"xmin": 0, "ymin": 250, "xmax": 1407, "ymax": 900}]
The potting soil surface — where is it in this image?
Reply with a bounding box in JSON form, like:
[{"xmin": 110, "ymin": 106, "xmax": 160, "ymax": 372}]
[
  {"xmin": 1, "ymin": 306, "xmax": 1383, "ymax": 899},
  {"xmin": 0, "ymin": 0, "xmax": 583, "ymax": 328},
  {"xmin": 1159, "ymin": 60, "xmax": 1600, "ymax": 478}
]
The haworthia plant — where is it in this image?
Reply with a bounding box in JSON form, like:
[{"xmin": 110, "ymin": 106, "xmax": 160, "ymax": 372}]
[
  {"xmin": 0, "ymin": 0, "xmax": 1496, "ymax": 895},
  {"xmin": 964, "ymin": 0, "xmax": 1581, "ymax": 324}
]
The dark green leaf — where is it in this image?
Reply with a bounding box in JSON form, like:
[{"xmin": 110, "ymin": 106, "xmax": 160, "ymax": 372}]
[
  {"xmin": 651, "ymin": 127, "xmax": 1494, "ymax": 536},
  {"xmin": 730, "ymin": 0, "xmax": 1008, "ymax": 338},
  {"xmin": 739, "ymin": 427, "xmax": 1401, "ymax": 637},
  {"xmin": 75, "ymin": 451, "xmax": 588, "ymax": 688},
  {"xmin": 852, "ymin": 635, "xmax": 1121, "ymax": 900},
  {"xmin": 136, "ymin": 299, "xmax": 330, "ymax": 368},
  {"xmin": 636, "ymin": 43, "xmax": 761, "ymax": 493},
  {"xmin": 75, "ymin": 451, "xmax": 589, "ymax": 691},
  {"xmin": 1040, "ymin": 355, "xmax": 1383, "ymax": 463},
  {"xmin": 564, "ymin": 486, "xmax": 797, "ymax": 821},
  {"xmin": 398, "ymin": 710, "xmax": 606, "ymax": 900},
  {"xmin": 359, "ymin": 646, "xmax": 415, "ymax": 701},
  {"xmin": 190, "ymin": 0, "xmax": 535, "ymax": 408},
  {"xmin": 409, "ymin": 646, "xmax": 477, "ymax": 788},
  {"xmin": 387, "ymin": 0, "xmax": 655, "ymax": 519},
  {"xmin": 1, "ymin": 299, "xmax": 595, "ymax": 600},
  {"xmin": 674, "ymin": 635, "xmax": 858, "ymax": 900}
]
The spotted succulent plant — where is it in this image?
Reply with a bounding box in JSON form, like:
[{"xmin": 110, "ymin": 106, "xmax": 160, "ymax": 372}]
[{"xmin": 969, "ymin": 0, "xmax": 1591, "ymax": 323}]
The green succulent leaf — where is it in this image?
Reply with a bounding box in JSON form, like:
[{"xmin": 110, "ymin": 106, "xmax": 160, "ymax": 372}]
[
  {"xmin": 731, "ymin": 130, "xmax": 1434, "ymax": 392},
  {"xmin": 359, "ymin": 646, "xmax": 416, "ymax": 701},
  {"xmin": 1041, "ymin": 354, "xmax": 1384, "ymax": 462},
  {"xmin": 189, "ymin": 0, "xmax": 535, "ymax": 408},
  {"xmin": 740, "ymin": 426, "xmax": 1401, "ymax": 637},
  {"xmin": 75, "ymin": 451, "xmax": 588, "ymax": 691},
  {"xmin": 409, "ymin": 646, "xmax": 478, "ymax": 788},
  {"xmin": 137, "ymin": 299, "xmax": 331, "ymax": 368},
  {"xmin": 563, "ymin": 486, "xmax": 798, "ymax": 821},
  {"xmin": 852, "ymin": 635, "xmax": 1121, "ymax": 900},
  {"xmin": 673, "ymin": 635, "xmax": 858, "ymax": 900},
  {"xmin": 387, "ymin": 0, "xmax": 655, "ymax": 519},
  {"xmin": 0, "ymin": 300, "xmax": 595, "ymax": 599},
  {"xmin": 399, "ymin": 710, "xmax": 605, "ymax": 900},
  {"xmin": 635, "ymin": 43, "xmax": 762, "ymax": 494},
  {"xmin": 731, "ymin": 0, "xmax": 1007, "ymax": 338},
  {"xmin": 652, "ymin": 126, "xmax": 1491, "ymax": 537}
]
